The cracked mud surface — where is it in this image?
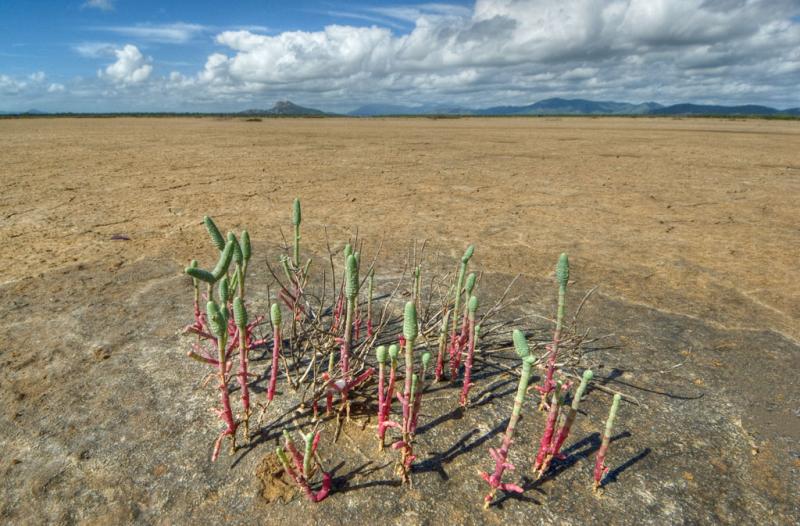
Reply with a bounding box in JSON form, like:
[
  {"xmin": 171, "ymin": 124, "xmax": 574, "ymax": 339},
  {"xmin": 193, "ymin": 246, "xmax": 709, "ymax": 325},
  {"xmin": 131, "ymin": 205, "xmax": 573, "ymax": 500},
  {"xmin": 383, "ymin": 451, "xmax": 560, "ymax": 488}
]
[{"xmin": 1, "ymin": 117, "xmax": 798, "ymax": 524}]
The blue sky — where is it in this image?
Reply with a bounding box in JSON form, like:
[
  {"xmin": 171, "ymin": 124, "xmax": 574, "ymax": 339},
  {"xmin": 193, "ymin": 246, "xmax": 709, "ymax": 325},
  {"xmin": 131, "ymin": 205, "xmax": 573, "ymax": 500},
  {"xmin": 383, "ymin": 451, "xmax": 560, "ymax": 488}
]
[{"xmin": 1, "ymin": 0, "xmax": 799, "ymax": 112}]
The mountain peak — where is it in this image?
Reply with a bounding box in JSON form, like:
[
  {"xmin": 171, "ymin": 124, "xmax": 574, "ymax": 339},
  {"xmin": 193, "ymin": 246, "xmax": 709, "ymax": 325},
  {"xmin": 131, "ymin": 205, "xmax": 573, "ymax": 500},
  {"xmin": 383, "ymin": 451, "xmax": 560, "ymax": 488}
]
[{"xmin": 238, "ymin": 100, "xmax": 326, "ymax": 116}]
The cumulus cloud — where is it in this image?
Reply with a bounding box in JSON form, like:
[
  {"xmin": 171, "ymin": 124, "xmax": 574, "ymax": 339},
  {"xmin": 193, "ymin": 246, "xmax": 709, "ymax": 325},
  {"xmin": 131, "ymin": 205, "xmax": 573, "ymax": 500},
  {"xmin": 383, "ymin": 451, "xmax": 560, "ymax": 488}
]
[
  {"xmin": 48, "ymin": 83, "xmax": 66, "ymax": 93},
  {"xmin": 8, "ymin": 0, "xmax": 798, "ymax": 111},
  {"xmin": 173, "ymin": 0, "xmax": 799, "ymax": 108},
  {"xmin": 100, "ymin": 45, "xmax": 152, "ymax": 84},
  {"xmin": 0, "ymin": 71, "xmax": 49, "ymax": 96}
]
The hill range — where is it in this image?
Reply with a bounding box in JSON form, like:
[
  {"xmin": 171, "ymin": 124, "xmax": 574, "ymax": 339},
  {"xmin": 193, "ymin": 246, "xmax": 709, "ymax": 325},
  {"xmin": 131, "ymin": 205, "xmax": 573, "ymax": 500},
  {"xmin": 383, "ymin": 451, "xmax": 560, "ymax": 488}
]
[{"xmin": 2, "ymin": 98, "xmax": 798, "ymax": 117}]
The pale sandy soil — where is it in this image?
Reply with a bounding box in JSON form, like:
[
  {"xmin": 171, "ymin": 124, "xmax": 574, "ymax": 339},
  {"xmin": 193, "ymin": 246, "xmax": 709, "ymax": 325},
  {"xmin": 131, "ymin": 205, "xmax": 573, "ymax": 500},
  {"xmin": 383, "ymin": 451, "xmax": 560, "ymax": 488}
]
[
  {"xmin": 1, "ymin": 117, "xmax": 798, "ymax": 525},
  {"xmin": 2, "ymin": 116, "xmax": 798, "ymax": 340}
]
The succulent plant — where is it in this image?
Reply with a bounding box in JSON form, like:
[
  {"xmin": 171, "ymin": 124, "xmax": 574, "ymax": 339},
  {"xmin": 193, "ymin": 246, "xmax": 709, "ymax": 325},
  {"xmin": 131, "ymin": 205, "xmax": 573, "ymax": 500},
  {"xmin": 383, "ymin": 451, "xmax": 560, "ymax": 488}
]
[
  {"xmin": 594, "ymin": 393, "xmax": 622, "ymax": 492},
  {"xmin": 481, "ymin": 329, "xmax": 537, "ymax": 508}
]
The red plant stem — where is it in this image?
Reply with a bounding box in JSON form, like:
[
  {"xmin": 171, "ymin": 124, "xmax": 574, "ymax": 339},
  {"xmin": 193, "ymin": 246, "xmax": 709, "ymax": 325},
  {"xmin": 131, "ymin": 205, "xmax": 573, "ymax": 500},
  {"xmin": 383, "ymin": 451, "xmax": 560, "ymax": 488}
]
[
  {"xmin": 434, "ymin": 312, "xmax": 449, "ymax": 382},
  {"xmin": 212, "ymin": 338, "xmax": 237, "ymax": 462},
  {"xmin": 267, "ymin": 323, "xmax": 281, "ymax": 402},
  {"xmin": 459, "ymin": 317, "xmax": 477, "ymax": 407},
  {"xmin": 279, "ymin": 439, "xmax": 332, "ymax": 503},
  {"xmin": 550, "ymin": 409, "xmax": 578, "ymax": 460},
  {"xmin": 594, "ymin": 435, "xmax": 610, "ymax": 489},
  {"xmin": 434, "ymin": 349, "xmax": 445, "ymax": 382},
  {"xmin": 377, "ymin": 361, "xmax": 388, "ymax": 449},
  {"xmin": 533, "ymin": 389, "xmax": 561, "ymax": 474},
  {"xmin": 447, "ymin": 332, "xmax": 459, "ymax": 380},
  {"xmin": 538, "ymin": 342, "xmax": 559, "ymax": 409},
  {"xmin": 378, "ymin": 360, "xmax": 398, "ymax": 446},
  {"xmin": 237, "ymin": 328, "xmax": 251, "ymax": 440}
]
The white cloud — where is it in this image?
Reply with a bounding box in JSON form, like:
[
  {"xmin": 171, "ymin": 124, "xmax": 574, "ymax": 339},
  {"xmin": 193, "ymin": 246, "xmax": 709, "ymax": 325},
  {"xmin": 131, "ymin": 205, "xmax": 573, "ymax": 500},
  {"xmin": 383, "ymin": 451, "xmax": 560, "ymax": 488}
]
[
  {"xmin": 100, "ymin": 45, "xmax": 153, "ymax": 84},
  {"xmin": 171, "ymin": 0, "xmax": 799, "ymax": 108},
  {"xmin": 6, "ymin": 0, "xmax": 800, "ymax": 111},
  {"xmin": 0, "ymin": 72, "xmax": 49, "ymax": 96},
  {"xmin": 74, "ymin": 42, "xmax": 117, "ymax": 58},
  {"xmin": 96, "ymin": 22, "xmax": 208, "ymax": 44},
  {"xmin": 48, "ymin": 83, "xmax": 65, "ymax": 93},
  {"xmin": 0, "ymin": 74, "xmax": 27, "ymax": 95},
  {"xmin": 83, "ymin": 0, "xmax": 114, "ymax": 11}
]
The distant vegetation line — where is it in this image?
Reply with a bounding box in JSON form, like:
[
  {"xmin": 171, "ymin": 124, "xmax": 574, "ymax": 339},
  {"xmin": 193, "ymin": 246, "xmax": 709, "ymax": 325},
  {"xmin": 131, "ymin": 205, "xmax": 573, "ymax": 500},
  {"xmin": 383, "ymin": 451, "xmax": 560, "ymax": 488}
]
[{"xmin": 2, "ymin": 98, "xmax": 799, "ymax": 119}]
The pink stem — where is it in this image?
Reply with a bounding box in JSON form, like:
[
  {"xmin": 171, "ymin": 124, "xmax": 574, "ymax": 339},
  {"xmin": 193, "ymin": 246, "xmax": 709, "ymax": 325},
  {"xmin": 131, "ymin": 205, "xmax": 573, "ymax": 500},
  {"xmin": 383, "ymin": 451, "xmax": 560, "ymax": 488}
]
[
  {"xmin": 533, "ymin": 390, "xmax": 561, "ymax": 473},
  {"xmin": 377, "ymin": 363, "xmax": 386, "ymax": 442},
  {"xmin": 237, "ymin": 329, "xmax": 250, "ymax": 433},
  {"xmin": 594, "ymin": 436, "xmax": 610, "ymax": 488},
  {"xmin": 459, "ymin": 317, "xmax": 476, "ymax": 407},
  {"xmin": 267, "ymin": 324, "xmax": 281, "ymax": 402},
  {"xmin": 211, "ymin": 367, "xmax": 237, "ymax": 462},
  {"xmin": 434, "ymin": 350, "xmax": 445, "ymax": 382},
  {"xmin": 281, "ymin": 446, "xmax": 332, "ymax": 503}
]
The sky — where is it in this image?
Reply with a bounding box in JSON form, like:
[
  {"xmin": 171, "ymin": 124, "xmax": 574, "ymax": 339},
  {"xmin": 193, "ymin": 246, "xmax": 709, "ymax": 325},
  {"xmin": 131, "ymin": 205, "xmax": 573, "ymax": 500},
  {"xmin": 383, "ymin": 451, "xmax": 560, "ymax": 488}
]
[{"xmin": 1, "ymin": 0, "xmax": 799, "ymax": 112}]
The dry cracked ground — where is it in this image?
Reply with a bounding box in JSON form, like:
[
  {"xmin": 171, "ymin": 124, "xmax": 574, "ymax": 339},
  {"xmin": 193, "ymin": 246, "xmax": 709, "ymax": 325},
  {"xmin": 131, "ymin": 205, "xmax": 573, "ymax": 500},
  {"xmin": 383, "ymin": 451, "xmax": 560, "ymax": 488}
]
[{"xmin": 1, "ymin": 117, "xmax": 798, "ymax": 525}]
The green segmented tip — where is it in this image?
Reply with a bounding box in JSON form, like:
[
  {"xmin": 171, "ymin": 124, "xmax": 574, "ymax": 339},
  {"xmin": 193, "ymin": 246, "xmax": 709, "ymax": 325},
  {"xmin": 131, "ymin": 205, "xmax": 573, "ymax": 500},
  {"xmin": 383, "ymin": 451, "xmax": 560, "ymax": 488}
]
[
  {"xmin": 206, "ymin": 301, "xmax": 225, "ymax": 337},
  {"xmin": 403, "ymin": 301, "xmax": 418, "ymax": 341},
  {"xmin": 275, "ymin": 447, "xmax": 289, "ymax": 467},
  {"xmin": 411, "ymin": 374, "xmax": 419, "ymax": 395},
  {"xmin": 270, "ymin": 303, "xmax": 282, "ymax": 327},
  {"xmin": 344, "ymin": 244, "xmax": 353, "ymax": 260},
  {"xmin": 605, "ymin": 394, "xmax": 622, "ymax": 436},
  {"xmin": 353, "ymin": 251, "xmax": 360, "ymax": 266},
  {"xmin": 468, "ymin": 295, "xmax": 478, "ymax": 314},
  {"xmin": 185, "ymin": 266, "xmax": 215, "ymax": 284},
  {"xmin": 388, "ymin": 344, "xmax": 399, "ymax": 361},
  {"xmin": 292, "ymin": 198, "xmax": 301, "ymax": 226},
  {"xmin": 556, "ymin": 253, "xmax": 569, "ymax": 287},
  {"xmin": 465, "ymin": 272, "xmax": 476, "ymax": 295},
  {"xmin": 204, "ymin": 216, "xmax": 226, "ymax": 251},
  {"xmin": 218, "ymin": 276, "xmax": 230, "ymax": 304},
  {"xmin": 422, "ymin": 352, "xmax": 431, "ymax": 370},
  {"xmin": 345, "ymin": 254, "xmax": 359, "ymax": 299},
  {"xmin": 572, "ymin": 369, "xmax": 593, "ymax": 410},
  {"xmin": 240, "ymin": 230, "xmax": 251, "ymax": 261},
  {"xmin": 512, "ymin": 329, "xmax": 530, "ymax": 359},
  {"xmin": 211, "ymin": 240, "xmax": 235, "ymax": 281},
  {"xmin": 461, "ymin": 244, "xmax": 475, "ymax": 264},
  {"xmin": 227, "ymin": 232, "xmax": 243, "ymax": 266},
  {"xmin": 189, "ymin": 259, "xmax": 198, "ymax": 269},
  {"xmin": 376, "ymin": 345, "xmax": 387, "ymax": 364},
  {"xmin": 233, "ymin": 297, "xmax": 247, "ymax": 329}
]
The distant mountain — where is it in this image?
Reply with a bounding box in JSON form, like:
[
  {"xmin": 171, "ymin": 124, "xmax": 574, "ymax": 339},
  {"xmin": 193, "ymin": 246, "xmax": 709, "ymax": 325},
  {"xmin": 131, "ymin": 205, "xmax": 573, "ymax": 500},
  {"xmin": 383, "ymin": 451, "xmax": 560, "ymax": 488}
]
[
  {"xmin": 476, "ymin": 98, "xmax": 663, "ymax": 116},
  {"xmin": 0, "ymin": 109, "xmax": 48, "ymax": 115},
  {"xmin": 238, "ymin": 100, "xmax": 326, "ymax": 116},
  {"xmin": 346, "ymin": 98, "xmax": 800, "ymax": 117},
  {"xmin": 650, "ymin": 104, "xmax": 782, "ymax": 116}
]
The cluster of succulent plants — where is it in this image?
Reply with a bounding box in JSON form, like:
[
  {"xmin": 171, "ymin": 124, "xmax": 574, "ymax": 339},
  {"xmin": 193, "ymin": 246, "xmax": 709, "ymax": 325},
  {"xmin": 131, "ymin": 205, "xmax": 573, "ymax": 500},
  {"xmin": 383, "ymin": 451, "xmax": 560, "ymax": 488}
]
[{"xmin": 180, "ymin": 200, "xmax": 625, "ymax": 505}]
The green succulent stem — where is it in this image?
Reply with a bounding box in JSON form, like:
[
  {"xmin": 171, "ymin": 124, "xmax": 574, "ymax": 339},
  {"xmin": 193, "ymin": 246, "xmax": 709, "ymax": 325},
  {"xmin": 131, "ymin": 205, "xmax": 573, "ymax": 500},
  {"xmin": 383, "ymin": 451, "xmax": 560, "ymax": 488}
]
[
  {"xmin": 451, "ymin": 244, "xmax": 474, "ymax": 337},
  {"xmin": 482, "ymin": 330, "xmax": 535, "ymax": 508},
  {"xmin": 402, "ymin": 302, "xmax": 417, "ymax": 439}
]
